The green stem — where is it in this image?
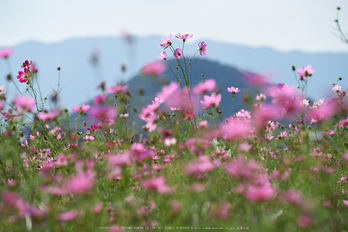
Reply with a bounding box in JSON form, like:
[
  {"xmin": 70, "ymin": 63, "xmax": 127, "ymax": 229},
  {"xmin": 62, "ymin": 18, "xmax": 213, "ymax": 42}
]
[{"xmin": 0, "ymin": 159, "xmax": 8, "ymax": 183}]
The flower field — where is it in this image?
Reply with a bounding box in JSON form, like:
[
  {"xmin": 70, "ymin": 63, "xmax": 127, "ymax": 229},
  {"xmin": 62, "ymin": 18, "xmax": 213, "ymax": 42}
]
[{"xmin": 1, "ymin": 32, "xmax": 348, "ymax": 232}]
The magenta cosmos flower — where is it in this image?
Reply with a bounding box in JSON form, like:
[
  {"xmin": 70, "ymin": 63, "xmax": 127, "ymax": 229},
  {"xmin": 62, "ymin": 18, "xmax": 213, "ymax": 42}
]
[
  {"xmin": 175, "ymin": 33, "xmax": 193, "ymax": 42},
  {"xmin": 0, "ymin": 48, "xmax": 13, "ymax": 59},
  {"xmin": 227, "ymin": 86, "xmax": 240, "ymax": 94},
  {"xmin": 297, "ymin": 65, "xmax": 315, "ymax": 79},
  {"xmin": 71, "ymin": 104, "xmax": 90, "ymax": 114},
  {"xmin": 173, "ymin": 48, "xmax": 183, "ymax": 59},
  {"xmin": 200, "ymin": 92, "xmax": 221, "ymax": 109},
  {"xmin": 13, "ymin": 95, "xmax": 36, "ymax": 112},
  {"xmin": 198, "ymin": 42, "xmax": 207, "ymax": 56},
  {"xmin": 158, "ymin": 34, "xmax": 172, "ymax": 49}
]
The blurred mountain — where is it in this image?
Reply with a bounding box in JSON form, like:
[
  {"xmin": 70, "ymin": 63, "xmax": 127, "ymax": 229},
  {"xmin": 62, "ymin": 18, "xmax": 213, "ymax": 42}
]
[{"xmin": 0, "ymin": 35, "xmax": 347, "ymax": 112}]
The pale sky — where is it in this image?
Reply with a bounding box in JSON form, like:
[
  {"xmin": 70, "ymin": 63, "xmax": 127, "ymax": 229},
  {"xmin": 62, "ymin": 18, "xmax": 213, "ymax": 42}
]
[{"xmin": 1, "ymin": 0, "xmax": 348, "ymax": 52}]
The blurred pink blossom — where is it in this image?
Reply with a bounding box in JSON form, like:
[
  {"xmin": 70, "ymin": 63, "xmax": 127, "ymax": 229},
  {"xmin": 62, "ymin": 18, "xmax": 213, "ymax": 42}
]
[
  {"xmin": 13, "ymin": 95, "xmax": 35, "ymax": 112},
  {"xmin": 193, "ymin": 79, "xmax": 216, "ymax": 95},
  {"xmin": 106, "ymin": 84, "xmax": 128, "ymax": 94},
  {"xmin": 37, "ymin": 110, "xmax": 60, "ymax": 121},
  {"xmin": 141, "ymin": 61, "xmax": 166, "ymax": 75},
  {"xmin": 65, "ymin": 172, "xmax": 95, "ymax": 194},
  {"xmin": 0, "ymin": 48, "xmax": 13, "ymax": 58},
  {"xmin": 297, "ymin": 65, "xmax": 315, "ymax": 79},
  {"xmin": 71, "ymin": 104, "xmax": 90, "ymax": 113},
  {"xmin": 141, "ymin": 176, "xmax": 173, "ymax": 194}
]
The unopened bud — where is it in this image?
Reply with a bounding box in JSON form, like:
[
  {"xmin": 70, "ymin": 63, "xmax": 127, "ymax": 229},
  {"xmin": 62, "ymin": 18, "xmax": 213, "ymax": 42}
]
[
  {"xmin": 292, "ymin": 65, "xmax": 295, "ymax": 71},
  {"xmin": 121, "ymin": 64, "xmax": 126, "ymax": 72},
  {"xmin": 57, "ymin": 67, "xmax": 61, "ymax": 71}
]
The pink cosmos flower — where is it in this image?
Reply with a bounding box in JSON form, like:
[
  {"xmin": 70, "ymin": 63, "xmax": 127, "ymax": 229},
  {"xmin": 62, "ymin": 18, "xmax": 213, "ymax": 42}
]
[
  {"xmin": 198, "ymin": 120, "xmax": 208, "ymax": 128},
  {"xmin": 57, "ymin": 210, "xmax": 78, "ymax": 221},
  {"xmin": 308, "ymin": 100, "xmax": 338, "ymax": 124},
  {"xmin": 332, "ymin": 85, "xmax": 343, "ymax": 93},
  {"xmin": 71, "ymin": 104, "xmax": 90, "ymax": 114},
  {"xmin": 37, "ymin": 110, "xmax": 60, "ymax": 121},
  {"xmin": 165, "ymin": 87, "xmax": 197, "ymax": 111},
  {"xmin": 227, "ymin": 86, "xmax": 240, "ymax": 94},
  {"xmin": 156, "ymin": 82, "xmax": 179, "ymax": 102},
  {"xmin": 243, "ymin": 73, "xmax": 269, "ymax": 87},
  {"xmin": 297, "ymin": 215, "xmax": 311, "ymax": 228},
  {"xmin": 297, "ymin": 65, "xmax": 315, "ymax": 79},
  {"xmin": 141, "ymin": 176, "xmax": 173, "ymax": 194},
  {"xmin": 236, "ymin": 109, "xmax": 251, "ymax": 119},
  {"xmin": 198, "ymin": 42, "xmax": 207, "ymax": 56},
  {"xmin": 94, "ymin": 94, "xmax": 106, "ymax": 105},
  {"xmin": 90, "ymin": 106, "xmax": 117, "ymax": 122},
  {"xmin": 217, "ymin": 118, "xmax": 253, "ymax": 140},
  {"xmin": 243, "ymin": 177, "xmax": 276, "ymax": 202},
  {"xmin": 65, "ymin": 172, "xmax": 95, "ymax": 194},
  {"xmin": 141, "ymin": 61, "xmax": 166, "ymax": 75},
  {"xmin": 200, "ymin": 92, "xmax": 221, "ymax": 108},
  {"xmin": 225, "ymin": 156, "xmax": 262, "ymax": 179},
  {"xmin": 193, "ymin": 79, "xmax": 216, "ymax": 95},
  {"xmin": 256, "ymin": 93, "xmax": 266, "ymax": 101},
  {"xmin": 2, "ymin": 108, "xmax": 17, "ymax": 121},
  {"xmin": 13, "ymin": 95, "xmax": 35, "ymax": 112},
  {"xmin": 0, "ymin": 48, "xmax": 13, "ymax": 58},
  {"xmin": 185, "ymin": 156, "xmax": 215, "ymax": 178},
  {"xmin": 173, "ymin": 48, "xmax": 183, "ymax": 59},
  {"xmin": 158, "ymin": 34, "xmax": 172, "ymax": 49},
  {"xmin": 310, "ymin": 98, "xmax": 325, "ymax": 109},
  {"xmin": 84, "ymin": 135, "xmax": 95, "ymax": 141},
  {"xmin": 157, "ymin": 51, "xmax": 167, "ymax": 60},
  {"xmin": 0, "ymin": 84, "xmax": 6, "ymax": 98},
  {"xmin": 106, "ymin": 84, "xmax": 128, "ymax": 94},
  {"xmin": 175, "ymin": 33, "xmax": 193, "ymax": 42}
]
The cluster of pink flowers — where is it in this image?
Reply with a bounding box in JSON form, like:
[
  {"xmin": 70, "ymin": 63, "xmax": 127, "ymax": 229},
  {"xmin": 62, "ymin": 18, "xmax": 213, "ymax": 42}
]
[{"xmin": 158, "ymin": 33, "xmax": 207, "ymax": 59}]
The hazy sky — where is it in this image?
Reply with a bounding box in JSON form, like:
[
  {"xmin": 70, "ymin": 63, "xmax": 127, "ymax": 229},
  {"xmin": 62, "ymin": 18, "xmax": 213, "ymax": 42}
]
[{"xmin": 1, "ymin": 0, "xmax": 348, "ymax": 52}]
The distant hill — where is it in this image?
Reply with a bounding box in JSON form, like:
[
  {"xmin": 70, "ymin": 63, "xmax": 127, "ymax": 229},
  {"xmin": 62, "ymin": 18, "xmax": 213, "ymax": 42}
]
[{"xmin": 1, "ymin": 35, "xmax": 347, "ymax": 111}]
